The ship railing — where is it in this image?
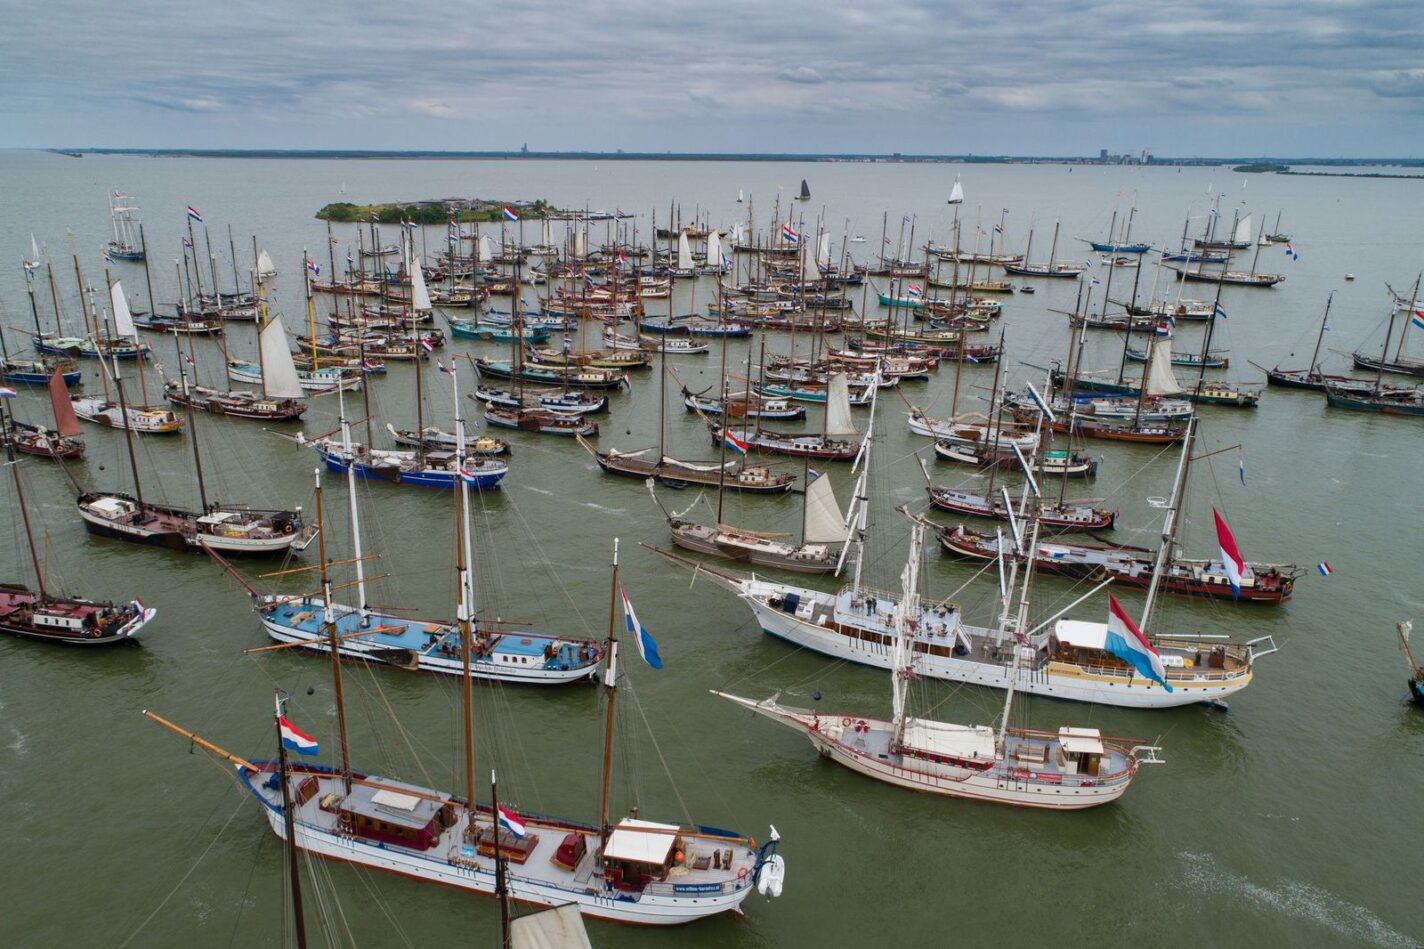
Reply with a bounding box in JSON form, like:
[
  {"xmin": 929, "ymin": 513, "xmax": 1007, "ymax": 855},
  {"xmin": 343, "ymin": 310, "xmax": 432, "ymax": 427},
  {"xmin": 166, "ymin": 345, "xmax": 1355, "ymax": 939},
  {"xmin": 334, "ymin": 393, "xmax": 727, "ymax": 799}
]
[{"xmin": 1245, "ymin": 635, "xmax": 1280, "ymax": 660}]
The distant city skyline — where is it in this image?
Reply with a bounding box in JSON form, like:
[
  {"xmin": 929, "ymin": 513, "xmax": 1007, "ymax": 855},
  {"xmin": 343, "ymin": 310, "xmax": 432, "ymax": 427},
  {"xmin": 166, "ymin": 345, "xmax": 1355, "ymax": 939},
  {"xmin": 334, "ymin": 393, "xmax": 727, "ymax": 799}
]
[{"xmin": 5, "ymin": 1, "xmax": 1422, "ymax": 156}]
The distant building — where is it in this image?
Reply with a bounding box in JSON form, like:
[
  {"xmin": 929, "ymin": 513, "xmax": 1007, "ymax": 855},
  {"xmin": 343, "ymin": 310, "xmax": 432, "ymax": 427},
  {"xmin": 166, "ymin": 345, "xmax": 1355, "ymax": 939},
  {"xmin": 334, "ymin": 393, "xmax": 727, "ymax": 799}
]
[
  {"xmin": 1100, "ymin": 148, "xmax": 1109, "ymax": 161},
  {"xmin": 521, "ymin": 143, "xmax": 528, "ymax": 154}
]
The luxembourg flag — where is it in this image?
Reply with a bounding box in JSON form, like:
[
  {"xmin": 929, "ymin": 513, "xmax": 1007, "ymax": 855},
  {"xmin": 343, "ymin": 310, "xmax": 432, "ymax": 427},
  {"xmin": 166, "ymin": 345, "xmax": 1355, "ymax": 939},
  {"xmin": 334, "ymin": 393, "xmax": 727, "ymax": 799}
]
[
  {"xmin": 497, "ymin": 804, "xmax": 526, "ymax": 839},
  {"xmin": 186, "ymin": 205, "xmax": 203, "ymax": 223},
  {"xmin": 1105, "ymin": 595, "xmax": 1172, "ymax": 691},
  {"xmin": 723, "ymin": 430, "xmax": 750, "ymax": 455},
  {"xmin": 502, "ymin": 206, "xmax": 519, "ymax": 222},
  {"xmin": 1213, "ymin": 507, "xmax": 1246, "ymax": 599},
  {"xmin": 279, "ymin": 716, "xmax": 320, "ymax": 756},
  {"xmin": 782, "ymin": 223, "xmax": 800, "ymax": 244},
  {"xmin": 620, "ymin": 586, "xmax": 664, "ymax": 669}
]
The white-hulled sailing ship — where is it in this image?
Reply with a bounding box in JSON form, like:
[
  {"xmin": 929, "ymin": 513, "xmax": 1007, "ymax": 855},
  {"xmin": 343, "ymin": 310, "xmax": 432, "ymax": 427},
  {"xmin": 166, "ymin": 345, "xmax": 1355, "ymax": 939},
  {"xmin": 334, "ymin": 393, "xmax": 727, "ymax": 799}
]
[{"xmin": 716, "ymin": 521, "xmax": 1162, "ymax": 808}]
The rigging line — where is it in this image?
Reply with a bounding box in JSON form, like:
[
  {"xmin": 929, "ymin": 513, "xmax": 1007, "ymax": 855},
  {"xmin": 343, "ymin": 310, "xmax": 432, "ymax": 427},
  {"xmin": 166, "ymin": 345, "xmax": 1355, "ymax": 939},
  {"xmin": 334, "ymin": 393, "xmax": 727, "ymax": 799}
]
[
  {"xmin": 116, "ymin": 793, "xmax": 248, "ymax": 949},
  {"xmin": 226, "ymin": 819, "xmax": 271, "ymax": 949},
  {"xmin": 348, "ymin": 864, "xmax": 417, "ymax": 949},
  {"xmin": 624, "ymin": 676, "xmax": 694, "ymax": 828}
]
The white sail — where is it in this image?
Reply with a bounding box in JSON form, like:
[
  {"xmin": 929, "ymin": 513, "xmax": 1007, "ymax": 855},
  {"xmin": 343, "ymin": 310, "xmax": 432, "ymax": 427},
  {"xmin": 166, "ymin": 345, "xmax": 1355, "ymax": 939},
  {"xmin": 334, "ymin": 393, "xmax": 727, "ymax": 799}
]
[
  {"xmin": 1233, "ymin": 214, "xmax": 1253, "ymax": 245},
  {"xmin": 478, "ymin": 235, "xmax": 495, "ymax": 263},
  {"xmin": 824, "ymin": 372, "xmax": 858, "ymax": 437},
  {"xmin": 541, "ymin": 218, "xmax": 552, "ymax": 247},
  {"xmin": 410, "ymin": 256, "xmax": 432, "ymax": 311},
  {"xmin": 737, "ymin": 189, "xmax": 744, "ymax": 203},
  {"xmin": 110, "ymin": 281, "xmax": 136, "ymax": 338},
  {"xmin": 803, "ymin": 473, "xmax": 849, "ymax": 545},
  {"xmin": 948, "ymin": 176, "xmax": 965, "ymax": 204},
  {"xmin": 573, "ymin": 226, "xmax": 586, "ymax": 260},
  {"xmin": 730, "ymin": 222, "xmax": 745, "ymax": 244},
  {"xmin": 816, "ymin": 233, "xmax": 832, "ymax": 271},
  {"xmin": 260, "ymin": 315, "xmax": 305, "ymax": 399},
  {"xmin": 510, "ymin": 903, "xmax": 592, "ymax": 949},
  {"xmin": 1145, "ymin": 336, "xmax": 1183, "ymax": 396},
  {"xmin": 705, "ymin": 230, "xmax": 722, "ymax": 269},
  {"xmin": 256, "ymin": 249, "xmax": 276, "ymax": 276},
  {"xmin": 677, "ymin": 231, "xmax": 695, "ymax": 271}
]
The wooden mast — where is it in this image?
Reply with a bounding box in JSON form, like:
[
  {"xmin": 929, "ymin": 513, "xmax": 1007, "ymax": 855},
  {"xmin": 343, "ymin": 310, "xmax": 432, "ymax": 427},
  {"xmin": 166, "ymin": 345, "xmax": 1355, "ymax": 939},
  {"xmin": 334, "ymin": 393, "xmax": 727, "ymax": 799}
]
[
  {"xmin": 3, "ymin": 402, "xmax": 46, "ymax": 598},
  {"xmin": 314, "ymin": 469, "xmax": 352, "ymax": 794},
  {"xmin": 272, "ymin": 689, "xmax": 309, "ymax": 949},
  {"xmin": 492, "ymin": 770, "xmax": 512, "ymax": 949},
  {"xmin": 597, "ymin": 538, "xmax": 621, "ymax": 851},
  {"xmin": 452, "ymin": 361, "xmax": 477, "ymax": 828}
]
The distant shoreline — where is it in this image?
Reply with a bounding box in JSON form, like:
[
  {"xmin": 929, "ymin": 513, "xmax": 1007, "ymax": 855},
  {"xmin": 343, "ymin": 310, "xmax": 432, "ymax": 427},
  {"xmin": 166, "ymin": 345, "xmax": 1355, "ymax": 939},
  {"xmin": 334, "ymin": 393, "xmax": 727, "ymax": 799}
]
[{"xmin": 29, "ymin": 147, "xmax": 1424, "ymax": 169}]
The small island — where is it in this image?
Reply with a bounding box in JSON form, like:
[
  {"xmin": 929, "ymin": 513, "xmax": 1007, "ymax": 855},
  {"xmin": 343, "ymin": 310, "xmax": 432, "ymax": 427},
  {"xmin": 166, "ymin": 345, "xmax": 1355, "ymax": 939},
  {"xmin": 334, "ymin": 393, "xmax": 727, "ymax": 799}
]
[
  {"xmin": 1233, "ymin": 163, "xmax": 1290, "ymax": 174},
  {"xmin": 317, "ymin": 198, "xmax": 559, "ymax": 224}
]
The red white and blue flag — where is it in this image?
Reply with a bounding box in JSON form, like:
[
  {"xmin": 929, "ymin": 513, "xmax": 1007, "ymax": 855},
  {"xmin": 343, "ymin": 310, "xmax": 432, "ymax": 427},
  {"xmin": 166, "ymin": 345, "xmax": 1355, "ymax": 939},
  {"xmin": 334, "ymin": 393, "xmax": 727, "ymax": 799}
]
[
  {"xmin": 305, "ymin": 258, "xmax": 321, "ymax": 276},
  {"xmin": 1105, "ymin": 595, "xmax": 1172, "ymax": 691},
  {"xmin": 1155, "ymin": 322, "xmax": 1172, "ymax": 337},
  {"xmin": 502, "ymin": 206, "xmax": 519, "ymax": 222},
  {"xmin": 279, "ymin": 716, "xmax": 320, "ymax": 756},
  {"xmin": 1317, "ymin": 561, "xmax": 1332, "ymax": 577},
  {"xmin": 1412, "ymin": 308, "xmax": 1424, "ymax": 332},
  {"xmin": 1213, "ymin": 507, "xmax": 1246, "ymax": 598},
  {"xmin": 182, "ymin": 236, "xmax": 194, "ymax": 248},
  {"xmin": 0, "ymin": 386, "xmax": 17, "ymax": 399},
  {"xmin": 723, "ymin": 430, "xmax": 750, "ymax": 455},
  {"xmin": 807, "ymin": 467, "xmax": 823, "ymax": 480},
  {"xmin": 497, "ymin": 804, "xmax": 526, "ymax": 838},
  {"xmin": 186, "ymin": 205, "xmax": 203, "ymax": 223},
  {"xmin": 782, "ymin": 223, "xmax": 800, "ymax": 244},
  {"xmin": 420, "ymin": 336, "xmax": 435, "ymax": 353},
  {"xmin": 1284, "ymin": 242, "xmax": 1299, "ymax": 261},
  {"xmin": 620, "ymin": 586, "xmax": 664, "ymax": 669},
  {"xmin": 906, "ymin": 283, "xmax": 923, "ymax": 298}
]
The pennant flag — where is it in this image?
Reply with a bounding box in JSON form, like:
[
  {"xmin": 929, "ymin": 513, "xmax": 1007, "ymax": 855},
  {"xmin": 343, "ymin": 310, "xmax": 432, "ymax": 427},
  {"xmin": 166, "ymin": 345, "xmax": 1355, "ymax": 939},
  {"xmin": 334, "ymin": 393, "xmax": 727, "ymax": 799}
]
[
  {"xmin": 278, "ymin": 716, "xmax": 320, "ymax": 756},
  {"xmin": 502, "ymin": 206, "xmax": 519, "ymax": 221},
  {"xmin": 1213, "ymin": 508, "xmax": 1246, "ymax": 599},
  {"xmin": 1214, "ymin": 302, "xmax": 1228, "ymax": 320},
  {"xmin": 1284, "ymin": 242, "xmax": 1299, "ymax": 261},
  {"xmin": 186, "ymin": 205, "xmax": 203, "ymax": 223},
  {"xmin": 1412, "ymin": 308, "xmax": 1424, "ymax": 332},
  {"xmin": 436, "ymin": 358, "xmax": 451, "ymax": 374},
  {"xmin": 782, "ymin": 223, "xmax": 800, "ymax": 244},
  {"xmin": 906, "ymin": 283, "xmax": 923, "ymax": 297},
  {"xmin": 993, "ymin": 223, "xmax": 1003, "ymax": 234},
  {"xmin": 1090, "ymin": 277, "xmax": 1102, "ymax": 286},
  {"xmin": 1317, "ymin": 561, "xmax": 1332, "ymax": 577},
  {"xmin": 723, "ymin": 430, "xmax": 750, "ymax": 455},
  {"xmin": 620, "ymin": 586, "xmax": 664, "ymax": 669},
  {"xmin": 497, "ymin": 804, "xmax": 526, "ymax": 838},
  {"xmin": 1105, "ymin": 595, "xmax": 1172, "ymax": 691}
]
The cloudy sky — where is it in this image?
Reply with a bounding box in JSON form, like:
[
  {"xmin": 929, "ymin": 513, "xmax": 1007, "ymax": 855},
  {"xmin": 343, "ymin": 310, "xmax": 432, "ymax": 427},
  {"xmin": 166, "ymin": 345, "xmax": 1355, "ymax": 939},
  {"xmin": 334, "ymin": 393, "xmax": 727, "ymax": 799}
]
[{"xmin": 4, "ymin": 0, "xmax": 1421, "ymax": 156}]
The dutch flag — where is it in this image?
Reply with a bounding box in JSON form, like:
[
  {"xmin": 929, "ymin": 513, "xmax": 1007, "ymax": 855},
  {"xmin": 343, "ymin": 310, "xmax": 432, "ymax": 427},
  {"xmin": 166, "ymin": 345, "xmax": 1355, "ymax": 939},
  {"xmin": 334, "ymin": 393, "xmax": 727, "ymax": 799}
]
[
  {"xmin": 906, "ymin": 283, "xmax": 923, "ymax": 298},
  {"xmin": 1213, "ymin": 508, "xmax": 1246, "ymax": 599},
  {"xmin": 305, "ymin": 258, "xmax": 321, "ymax": 277},
  {"xmin": 420, "ymin": 336, "xmax": 435, "ymax": 353},
  {"xmin": 1317, "ymin": 562, "xmax": 1332, "ymax": 577},
  {"xmin": 723, "ymin": 430, "xmax": 750, "ymax": 455},
  {"xmin": 1105, "ymin": 595, "xmax": 1172, "ymax": 692},
  {"xmin": 782, "ymin": 223, "xmax": 800, "ymax": 244},
  {"xmin": 186, "ymin": 205, "xmax": 203, "ymax": 223},
  {"xmin": 279, "ymin": 716, "xmax": 320, "ymax": 756},
  {"xmin": 620, "ymin": 586, "xmax": 664, "ymax": 669},
  {"xmin": 807, "ymin": 467, "xmax": 824, "ymax": 480},
  {"xmin": 497, "ymin": 804, "xmax": 526, "ymax": 839},
  {"xmin": 503, "ymin": 206, "xmax": 519, "ymax": 222},
  {"xmin": 1411, "ymin": 308, "xmax": 1424, "ymax": 332}
]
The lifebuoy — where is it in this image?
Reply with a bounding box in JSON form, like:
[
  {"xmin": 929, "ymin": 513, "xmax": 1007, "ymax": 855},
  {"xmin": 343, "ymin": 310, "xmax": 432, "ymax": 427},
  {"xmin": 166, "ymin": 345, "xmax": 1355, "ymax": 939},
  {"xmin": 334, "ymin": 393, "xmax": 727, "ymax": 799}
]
[
  {"xmin": 283, "ymin": 523, "xmax": 294, "ymax": 534},
  {"xmin": 841, "ymin": 717, "xmax": 852, "ymax": 727},
  {"xmin": 737, "ymin": 867, "xmax": 749, "ymax": 882}
]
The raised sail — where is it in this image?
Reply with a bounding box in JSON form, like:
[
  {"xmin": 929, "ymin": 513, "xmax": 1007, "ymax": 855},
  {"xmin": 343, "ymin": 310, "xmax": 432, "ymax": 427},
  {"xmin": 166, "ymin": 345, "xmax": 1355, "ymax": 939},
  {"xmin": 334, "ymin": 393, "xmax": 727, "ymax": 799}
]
[
  {"xmin": 410, "ymin": 256, "xmax": 432, "ymax": 311},
  {"xmin": 110, "ymin": 281, "xmax": 136, "ymax": 338},
  {"xmin": 705, "ymin": 230, "xmax": 723, "ymax": 269},
  {"xmin": 1145, "ymin": 336, "xmax": 1184, "ymax": 396},
  {"xmin": 823, "ymin": 372, "xmax": 858, "ymax": 437},
  {"xmin": 1233, "ymin": 214, "xmax": 1253, "ymax": 245},
  {"xmin": 948, "ymin": 176, "xmax": 964, "ymax": 205},
  {"xmin": 677, "ymin": 231, "xmax": 696, "ymax": 272},
  {"xmin": 802, "ymin": 474, "xmax": 849, "ymax": 545},
  {"xmin": 256, "ymin": 249, "xmax": 276, "ymax": 277},
  {"xmin": 49, "ymin": 368, "xmax": 82, "ymax": 437},
  {"xmin": 477, "ymin": 235, "xmax": 496, "ymax": 264},
  {"xmin": 816, "ymin": 233, "xmax": 832, "ymax": 271},
  {"xmin": 260, "ymin": 315, "xmax": 305, "ymax": 399}
]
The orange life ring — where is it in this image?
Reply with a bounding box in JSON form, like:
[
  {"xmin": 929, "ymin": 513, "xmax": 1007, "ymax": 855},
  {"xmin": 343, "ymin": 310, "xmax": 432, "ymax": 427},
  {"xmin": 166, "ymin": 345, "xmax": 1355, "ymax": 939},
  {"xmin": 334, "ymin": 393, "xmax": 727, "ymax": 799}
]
[{"xmin": 283, "ymin": 523, "xmax": 294, "ymax": 534}]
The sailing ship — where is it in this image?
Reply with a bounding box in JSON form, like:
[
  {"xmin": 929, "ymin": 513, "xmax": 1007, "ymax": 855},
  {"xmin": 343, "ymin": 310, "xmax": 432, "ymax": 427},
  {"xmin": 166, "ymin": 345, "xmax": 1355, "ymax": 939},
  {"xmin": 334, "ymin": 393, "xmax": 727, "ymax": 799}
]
[
  {"xmin": 105, "ymin": 191, "xmax": 145, "ymax": 262},
  {"xmin": 715, "ymin": 524, "xmax": 1162, "ymax": 808},
  {"xmin": 947, "ymin": 176, "xmax": 964, "ymax": 205},
  {"xmin": 1350, "ymin": 280, "xmax": 1424, "ymax": 379},
  {"xmin": 709, "ymin": 372, "xmax": 861, "ymax": 461},
  {"xmin": 1, "ymin": 405, "xmax": 155, "ymax": 644},
  {"xmin": 71, "ymin": 281, "xmax": 184, "ymax": 435},
  {"xmin": 799, "ymin": 179, "xmax": 811, "ymax": 201},
  {"xmin": 1001, "ymin": 222, "xmax": 1084, "ymax": 279},
  {"xmin": 145, "ymin": 534, "xmax": 786, "ymax": 924},
  {"xmin": 1260, "ymin": 293, "xmax": 1373, "ymax": 391},
  {"xmin": 654, "ymin": 414, "xmax": 1279, "ymax": 709},
  {"xmin": 1397, "ymin": 621, "xmax": 1423, "ymax": 706},
  {"xmin": 2, "ymin": 369, "xmax": 85, "ymax": 460}
]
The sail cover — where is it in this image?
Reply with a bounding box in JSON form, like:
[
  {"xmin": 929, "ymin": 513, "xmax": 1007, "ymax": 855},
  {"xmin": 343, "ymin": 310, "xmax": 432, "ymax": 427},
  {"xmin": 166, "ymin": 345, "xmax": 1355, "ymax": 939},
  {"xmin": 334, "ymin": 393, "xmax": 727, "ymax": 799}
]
[
  {"xmin": 259, "ymin": 315, "xmax": 305, "ymax": 398},
  {"xmin": 110, "ymin": 281, "xmax": 136, "ymax": 338},
  {"xmin": 410, "ymin": 257, "xmax": 432, "ymax": 311},
  {"xmin": 823, "ymin": 372, "xmax": 858, "ymax": 436},
  {"xmin": 803, "ymin": 472, "xmax": 848, "ymax": 544},
  {"xmin": 1145, "ymin": 337, "xmax": 1183, "ymax": 396}
]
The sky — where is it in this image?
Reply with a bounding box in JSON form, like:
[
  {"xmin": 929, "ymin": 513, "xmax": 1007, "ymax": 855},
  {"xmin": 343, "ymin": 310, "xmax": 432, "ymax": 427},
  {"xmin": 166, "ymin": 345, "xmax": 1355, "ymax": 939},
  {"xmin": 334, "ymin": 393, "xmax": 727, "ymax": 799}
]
[{"xmin": 3, "ymin": 0, "xmax": 1422, "ymax": 157}]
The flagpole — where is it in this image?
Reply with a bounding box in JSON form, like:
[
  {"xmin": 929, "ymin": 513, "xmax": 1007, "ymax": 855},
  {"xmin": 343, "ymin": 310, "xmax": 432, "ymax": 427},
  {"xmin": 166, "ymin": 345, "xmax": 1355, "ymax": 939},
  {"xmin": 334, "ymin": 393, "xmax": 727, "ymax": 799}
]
[
  {"xmin": 492, "ymin": 769, "xmax": 511, "ymax": 949},
  {"xmin": 598, "ymin": 538, "xmax": 621, "ymax": 854},
  {"xmin": 273, "ymin": 689, "xmax": 309, "ymax": 949}
]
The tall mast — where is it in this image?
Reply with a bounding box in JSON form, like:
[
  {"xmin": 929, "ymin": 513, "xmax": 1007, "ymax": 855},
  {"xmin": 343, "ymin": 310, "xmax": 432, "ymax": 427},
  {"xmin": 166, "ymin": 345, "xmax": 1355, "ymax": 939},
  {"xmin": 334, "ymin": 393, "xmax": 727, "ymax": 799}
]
[
  {"xmin": 598, "ymin": 538, "xmax": 621, "ymax": 852},
  {"xmin": 227, "ymin": 225, "xmax": 242, "ymax": 294},
  {"xmin": 1306, "ymin": 294, "xmax": 1334, "ymax": 378},
  {"xmin": 24, "ymin": 258, "xmax": 44, "ymax": 340},
  {"xmin": 890, "ymin": 524, "xmax": 924, "ymax": 747},
  {"xmin": 272, "ymin": 690, "xmax": 309, "ymax": 949},
  {"xmin": 139, "ymin": 224, "xmax": 157, "ymax": 318},
  {"xmin": 1139, "ymin": 416, "xmax": 1196, "ymax": 628},
  {"xmin": 3, "ymin": 404, "xmax": 46, "ymax": 598},
  {"xmin": 337, "ymin": 386, "xmax": 369, "ymax": 625},
  {"xmin": 492, "ymin": 770, "xmax": 511, "ymax": 949},
  {"xmin": 174, "ymin": 327, "xmax": 209, "ymax": 510},
  {"xmin": 452, "ymin": 361, "xmax": 477, "ymax": 824},
  {"xmin": 313, "ymin": 469, "xmax": 352, "ymax": 794},
  {"xmin": 45, "ymin": 257, "xmax": 66, "ymax": 337}
]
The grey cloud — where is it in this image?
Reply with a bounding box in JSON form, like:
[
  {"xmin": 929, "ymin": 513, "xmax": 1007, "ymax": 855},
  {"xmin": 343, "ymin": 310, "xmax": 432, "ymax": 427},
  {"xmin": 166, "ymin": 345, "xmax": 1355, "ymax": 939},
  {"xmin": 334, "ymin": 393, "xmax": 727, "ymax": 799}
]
[{"xmin": 778, "ymin": 67, "xmax": 825, "ymax": 85}]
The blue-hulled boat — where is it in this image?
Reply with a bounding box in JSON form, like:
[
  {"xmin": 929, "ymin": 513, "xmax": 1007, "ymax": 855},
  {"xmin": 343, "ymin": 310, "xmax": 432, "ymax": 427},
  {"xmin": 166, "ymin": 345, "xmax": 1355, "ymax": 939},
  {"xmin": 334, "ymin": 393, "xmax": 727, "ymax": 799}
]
[
  {"xmin": 447, "ymin": 318, "xmax": 549, "ymax": 344},
  {"xmin": 301, "ymin": 435, "xmax": 509, "ymax": 490},
  {"xmin": 1, "ymin": 357, "xmax": 82, "ymax": 387},
  {"xmin": 1088, "ymin": 240, "xmax": 1151, "ymax": 254}
]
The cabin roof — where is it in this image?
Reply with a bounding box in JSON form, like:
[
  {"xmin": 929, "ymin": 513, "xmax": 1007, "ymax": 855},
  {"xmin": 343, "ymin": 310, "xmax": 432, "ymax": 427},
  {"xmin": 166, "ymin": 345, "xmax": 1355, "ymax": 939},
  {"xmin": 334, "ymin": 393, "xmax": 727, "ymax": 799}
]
[
  {"xmin": 1054, "ymin": 619, "xmax": 1108, "ymax": 650},
  {"xmin": 903, "ymin": 718, "xmax": 997, "ymax": 760},
  {"xmin": 1057, "ymin": 727, "xmax": 1106, "ymax": 755},
  {"xmin": 343, "ymin": 779, "xmax": 448, "ymax": 831},
  {"xmin": 603, "ymin": 819, "xmax": 678, "ymax": 865}
]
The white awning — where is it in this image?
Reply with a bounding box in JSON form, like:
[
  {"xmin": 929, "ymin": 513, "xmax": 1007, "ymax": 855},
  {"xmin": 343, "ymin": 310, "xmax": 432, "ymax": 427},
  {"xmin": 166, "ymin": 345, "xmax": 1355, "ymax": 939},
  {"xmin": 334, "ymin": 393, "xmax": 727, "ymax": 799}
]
[
  {"xmin": 1058, "ymin": 727, "xmax": 1105, "ymax": 756},
  {"xmin": 1053, "ymin": 619, "xmax": 1108, "ymax": 650},
  {"xmin": 603, "ymin": 819, "xmax": 678, "ymax": 865}
]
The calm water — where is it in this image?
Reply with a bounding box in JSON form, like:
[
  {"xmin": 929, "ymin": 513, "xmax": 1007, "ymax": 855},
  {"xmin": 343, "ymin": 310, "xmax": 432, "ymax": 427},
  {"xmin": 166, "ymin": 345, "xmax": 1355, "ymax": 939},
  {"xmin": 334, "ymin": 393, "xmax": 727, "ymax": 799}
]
[{"xmin": 0, "ymin": 152, "xmax": 1421, "ymax": 948}]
